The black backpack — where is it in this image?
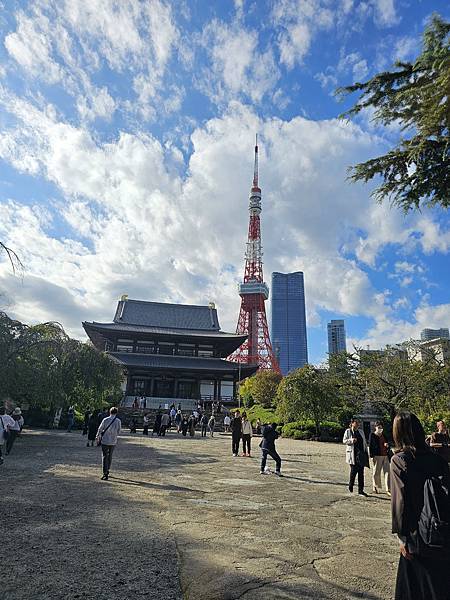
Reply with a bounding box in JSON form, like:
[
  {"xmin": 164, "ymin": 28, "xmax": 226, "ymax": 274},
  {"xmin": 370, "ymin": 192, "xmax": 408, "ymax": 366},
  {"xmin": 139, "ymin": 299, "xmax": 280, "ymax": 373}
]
[{"xmin": 418, "ymin": 474, "xmax": 450, "ymax": 551}]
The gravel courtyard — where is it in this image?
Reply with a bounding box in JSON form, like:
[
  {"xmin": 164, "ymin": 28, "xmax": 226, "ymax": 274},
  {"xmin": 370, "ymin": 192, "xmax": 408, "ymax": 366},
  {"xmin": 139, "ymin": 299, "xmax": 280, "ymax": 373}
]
[{"xmin": 1, "ymin": 429, "xmax": 398, "ymax": 599}]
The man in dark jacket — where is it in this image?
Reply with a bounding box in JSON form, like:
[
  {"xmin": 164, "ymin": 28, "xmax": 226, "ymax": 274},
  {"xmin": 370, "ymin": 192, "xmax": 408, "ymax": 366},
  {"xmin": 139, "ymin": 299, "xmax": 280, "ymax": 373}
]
[
  {"xmin": 231, "ymin": 410, "xmax": 242, "ymax": 456},
  {"xmin": 368, "ymin": 421, "xmax": 391, "ymax": 494},
  {"xmin": 260, "ymin": 422, "xmax": 282, "ymax": 476}
]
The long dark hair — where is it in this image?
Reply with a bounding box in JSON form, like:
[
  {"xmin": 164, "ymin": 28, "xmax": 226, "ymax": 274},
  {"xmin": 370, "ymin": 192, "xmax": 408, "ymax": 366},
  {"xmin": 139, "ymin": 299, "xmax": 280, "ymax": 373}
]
[{"xmin": 393, "ymin": 411, "xmax": 427, "ymax": 454}]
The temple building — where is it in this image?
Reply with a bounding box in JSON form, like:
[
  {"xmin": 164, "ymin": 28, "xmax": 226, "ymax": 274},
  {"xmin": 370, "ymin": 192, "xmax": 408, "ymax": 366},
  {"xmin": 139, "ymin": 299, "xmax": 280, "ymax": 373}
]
[{"xmin": 83, "ymin": 297, "xmax": 257, "ymax": 409}]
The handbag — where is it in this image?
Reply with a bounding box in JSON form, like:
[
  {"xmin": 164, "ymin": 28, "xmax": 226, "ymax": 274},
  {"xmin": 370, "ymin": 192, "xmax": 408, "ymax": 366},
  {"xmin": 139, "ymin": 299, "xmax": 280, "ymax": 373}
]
[
  {"xmin": 96, "ymin": 415, "xmax": 118, "ymax": 446},
  {"xmin": 0, "ymin": 416, "xmax": 9, "ymax": 441}
]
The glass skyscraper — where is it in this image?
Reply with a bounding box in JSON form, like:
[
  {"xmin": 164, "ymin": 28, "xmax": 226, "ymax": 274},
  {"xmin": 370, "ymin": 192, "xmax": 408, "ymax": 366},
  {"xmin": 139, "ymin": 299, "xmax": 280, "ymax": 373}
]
[
  {"xmin": 270, "ymin": 272, "xmax": 308, "ymax": 375},
  {"xmin": 327, "ymin": 319, "xmax": 347, "ymax": 355}
]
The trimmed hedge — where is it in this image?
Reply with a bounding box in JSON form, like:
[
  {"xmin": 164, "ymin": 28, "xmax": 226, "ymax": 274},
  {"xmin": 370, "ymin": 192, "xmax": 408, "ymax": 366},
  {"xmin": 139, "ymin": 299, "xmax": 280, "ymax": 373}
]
[{"xmin": 282, "ymin": 420, "xmax": 344, "ymax": 441}]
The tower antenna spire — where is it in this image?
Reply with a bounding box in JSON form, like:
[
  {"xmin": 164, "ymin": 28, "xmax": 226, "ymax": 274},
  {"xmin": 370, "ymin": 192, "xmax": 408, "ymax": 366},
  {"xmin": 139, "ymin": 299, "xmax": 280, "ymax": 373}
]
[
  {"xmin": 253, "ymin": 133, "xmax": 259, "ymax": 189},
  {"xmin": 229, "ymin": 136, "xmax": 280, "ymax": 373}
]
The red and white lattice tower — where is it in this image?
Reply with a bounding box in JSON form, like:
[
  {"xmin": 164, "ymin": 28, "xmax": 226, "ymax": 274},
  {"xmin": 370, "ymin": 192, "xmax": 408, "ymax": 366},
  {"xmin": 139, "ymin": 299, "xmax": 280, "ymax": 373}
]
[{"xmin": 230, "ymin": 136, "xmax": 280, "ymax": 373}]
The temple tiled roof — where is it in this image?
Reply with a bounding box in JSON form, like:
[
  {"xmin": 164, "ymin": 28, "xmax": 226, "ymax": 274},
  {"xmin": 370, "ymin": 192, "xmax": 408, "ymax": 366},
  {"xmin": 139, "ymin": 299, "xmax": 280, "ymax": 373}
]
[
  {"xmin": 113, "ymin": 299, "xmax": 220, "ymax": 330},
  {"xmin": 109, "ymin": 352, "xmax": 257, "ymax": 375},
  {"xmin": 83, "ymin": 321, "xmax": 244, "ymax": 339}
]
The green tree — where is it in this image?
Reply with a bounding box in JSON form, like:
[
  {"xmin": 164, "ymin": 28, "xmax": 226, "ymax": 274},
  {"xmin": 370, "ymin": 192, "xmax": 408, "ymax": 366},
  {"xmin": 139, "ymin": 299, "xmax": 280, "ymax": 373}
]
[
  {"xmin": 244, "ymin": 369, "xmax": 282, "ymax": 408},
  {"xmin": 238, "ymin": 376, "xmax": 255, "ymax": 408},
  {"xmin": 338, "ymin": 15, "xmax": 450, "ymax": 211},
  {"xmin": 328, "ymin": 351, "xmax": 365, "ymax": 424},
  {"xmin": 357, "ymin": 345, "xmax": 450, "ymax": 422},
  {"xmin": 0, "ymin": 311, "xmax": 122, "ymax": 414},
  {"xmin": 276, "ymin": 365, "xmax": 337, "ymax": 436}
]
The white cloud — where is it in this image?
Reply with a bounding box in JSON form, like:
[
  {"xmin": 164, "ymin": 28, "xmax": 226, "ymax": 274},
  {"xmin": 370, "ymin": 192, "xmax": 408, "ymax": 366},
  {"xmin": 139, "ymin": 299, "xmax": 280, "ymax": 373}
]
[
  {"xmin": 4, "ymin": 11, "xmax": 62, "ymax": 83},
  {"xmin": 198, "ymin": 20, "xmax": 280, "ymax": 104},
  {"xmin": 393, "ymin": 35, "xmax": 418, "ymax": 61},
  {"xmin": 354, "ymin": 301, "xmax": 450, "ymax": 350},
  {"xmin": 0, "ymin": 93, "xmax": 408, "ymax": 343},
  {"xmin": 372, "ymin": 0, "xmax": 400, "ymax": 28},
  {"xmin": 3, "ymin": 0, "xmax": 180, "ymax": 122},
  {"xmin": 272, "ymin": 0, "xmax": 333, "ymax": 68},
  {"xmin": 0, "ymin": 95, "xmax": 447, "ymax": 356}
]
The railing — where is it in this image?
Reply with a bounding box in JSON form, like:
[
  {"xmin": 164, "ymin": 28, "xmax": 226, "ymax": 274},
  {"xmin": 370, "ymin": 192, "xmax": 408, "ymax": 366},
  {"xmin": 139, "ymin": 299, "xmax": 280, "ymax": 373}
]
[{"xmin": 122, "ymin": 395, "xmax": 237, "ymax": 409}]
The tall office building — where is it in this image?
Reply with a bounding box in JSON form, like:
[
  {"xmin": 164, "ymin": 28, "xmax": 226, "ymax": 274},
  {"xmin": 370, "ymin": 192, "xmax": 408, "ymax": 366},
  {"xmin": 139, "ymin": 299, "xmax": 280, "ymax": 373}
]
[
  {"xmin": 420, "ymin": 328, "xmax": 449, "ymax": 341},
  {"xmin": 327, "ymin": 319, "xmax": 347, "ymax": 355},
  {"xmin": 270, "ymin": 272, "xmax": 308, "ymax": 375}
]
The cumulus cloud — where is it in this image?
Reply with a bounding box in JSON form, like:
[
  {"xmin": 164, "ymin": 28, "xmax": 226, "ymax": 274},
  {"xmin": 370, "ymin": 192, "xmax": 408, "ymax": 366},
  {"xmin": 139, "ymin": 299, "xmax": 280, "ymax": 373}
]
[
  {"xmin": 0, "ymin": 86, "xmax": 422, "ymax": 348},
  {"xmin": 197, "ymin": 20, "xmax": 280, "ymax": 104}
]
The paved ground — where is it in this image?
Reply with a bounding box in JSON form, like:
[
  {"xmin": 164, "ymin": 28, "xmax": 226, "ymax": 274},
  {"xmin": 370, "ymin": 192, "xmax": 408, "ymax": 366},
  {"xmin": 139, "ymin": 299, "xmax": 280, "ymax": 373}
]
[{"xmin": 1, "ymin": 429, "xmax": 398, "ymax": 599}]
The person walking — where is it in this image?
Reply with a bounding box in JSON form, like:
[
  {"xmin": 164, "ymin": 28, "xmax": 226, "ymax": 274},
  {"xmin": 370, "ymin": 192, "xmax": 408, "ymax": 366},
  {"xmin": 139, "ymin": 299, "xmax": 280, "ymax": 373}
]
[
  {"xmin": 181, "ymin": 415, "xmax": 189, "ymax": 436},
  {"xmin": 66, "ymin": 406, "xmax": 75, "ymax": 433},
  {"xmin": 152, "ymin": 412, "xmax": 162, "ymax": 436},
  {"xmin": 82, "ymin": 408, "xmax": 90, "ymax": 436},
  {"xmin": 231, "ymin": 410, "xmax": 242, "ymax": 457},
  {"xmin": 241, "ymin": 412, "xmax": 253, "ymax": 457},
  {"xmin": 86, "ymin": 412, "xmax": 98, "ymax": 447},
  {"xmin": 223, "ymin": 414, "xmax": 231, "ymax": 433},
  {"xmin": 200, "ymin": 413, "xmax": 208, "ymax": 437},
  {"xmin": 0, "ymin": 407, "xmax": 14, "ymax": 465},
  {"xmin": 391, "ymin": 411, "xmax": 450, "ymax": 599},
  {"xmin": 96, "ymin": 407, "xmax": 121, "ymax": 481},
  {"xmin": 170, "ymin": 406, "xmax": 177, "ymax": 427},
  {"xmin": 142, "ymin": 414, "xmax": 150, "ymax": 436},
  {"xmin": 160, "ymin": 412, "xmax": 170, "ymax": 436},
  {"xmin": 259, "ymin": 422, "xmax": 282, "ymax": 476},
  {"xmin": 175, "ymin": 409, "xmax": 182, "ymax": 433},
  {"xmin": 343, "ymin": 418, "xmax": 369, "ymax": 496},
  {"xmin": 208, "ymin": 415, "xmax": 215, "ymax": 437},
  {"xmin": 188, "ymin": 414, "xmax": 196, "ymax": 437},
  {"xmin": 6, "ymin": 408, "xmax": 24, "ymax": 455},
  {"xmin": 429, "ymin": 420, "xmax": 450, "ymax": 463},
  {"xmin": 369, "ymin": 421, "xmax": 391, "ymax": 494}
]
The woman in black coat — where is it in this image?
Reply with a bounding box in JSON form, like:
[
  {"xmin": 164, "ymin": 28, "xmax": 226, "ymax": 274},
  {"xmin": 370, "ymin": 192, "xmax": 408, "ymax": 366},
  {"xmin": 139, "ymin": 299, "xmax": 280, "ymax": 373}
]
[
  {"xmin": 391, "ymin": 411, "xmax": 450, "ymax": 600},
  {"xmin": 87, "ymin": 413, "xmax": 98, "ymax": 447}
]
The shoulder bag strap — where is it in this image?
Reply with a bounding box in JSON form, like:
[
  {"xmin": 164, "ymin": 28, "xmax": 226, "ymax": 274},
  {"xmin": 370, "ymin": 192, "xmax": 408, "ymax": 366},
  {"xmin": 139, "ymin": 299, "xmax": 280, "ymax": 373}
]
[{"xmin": 101, "ymin": 415, "xmax": 118, "ymax": 436}]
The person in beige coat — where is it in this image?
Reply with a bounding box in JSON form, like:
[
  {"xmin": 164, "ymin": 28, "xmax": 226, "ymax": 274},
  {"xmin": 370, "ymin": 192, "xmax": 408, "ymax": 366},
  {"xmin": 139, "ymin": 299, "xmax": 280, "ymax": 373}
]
[{"xmin": 241, "ymin": 412, "xmax": 253, "ymax": 457}]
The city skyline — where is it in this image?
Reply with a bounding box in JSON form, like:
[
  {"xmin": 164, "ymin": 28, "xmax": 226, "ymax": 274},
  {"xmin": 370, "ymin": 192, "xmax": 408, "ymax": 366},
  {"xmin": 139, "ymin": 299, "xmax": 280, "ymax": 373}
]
[{"xmin": 0, "ymin": 2, "xmax": 449, "ymax": 366}]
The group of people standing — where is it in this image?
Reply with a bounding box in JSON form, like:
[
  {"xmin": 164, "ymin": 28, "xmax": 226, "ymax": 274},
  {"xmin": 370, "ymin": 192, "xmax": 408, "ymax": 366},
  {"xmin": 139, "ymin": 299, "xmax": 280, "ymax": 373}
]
[
  {"xmin": 343, "ymin": 418, "xmax": 391, "ymax": 496},
  {"xmin": 343, "ymin": 414, "xmax": 450, "ymax": 599},
  {"xmin": 0, "ymin": 406, "xmax": 24, "ymax": 463},
  {"xmin": 228, "ymin": 409, "xmax": 282, "ymax": 475}
]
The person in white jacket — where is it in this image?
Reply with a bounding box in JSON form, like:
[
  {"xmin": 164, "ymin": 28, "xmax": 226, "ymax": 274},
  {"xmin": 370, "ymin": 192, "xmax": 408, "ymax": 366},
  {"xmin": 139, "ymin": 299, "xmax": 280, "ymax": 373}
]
[
  {"xmin": 241, "ymin": 412, "xmax": 253, "ymax": 457},
  {"xmin": 343, "ymin": 418, "xmax": 369, "ymax": 496},
  {"xmin": 96, "ymin": 407, "xmax": 121, "ymax": 481},
  {"xmin": 0, "ymin": 407, "xmax": 15, "ymax": 464}
]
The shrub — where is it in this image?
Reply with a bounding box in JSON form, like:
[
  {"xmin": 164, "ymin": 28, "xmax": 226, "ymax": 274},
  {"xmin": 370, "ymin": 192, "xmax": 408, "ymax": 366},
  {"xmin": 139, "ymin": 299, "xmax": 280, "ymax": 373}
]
[
  {"xmin": 230, "ymin": 405, "xmax": 279, "ymax": 426},
  {"xmin": 282, "ymin": 419, "xmax": 343, "ymax": 440}
]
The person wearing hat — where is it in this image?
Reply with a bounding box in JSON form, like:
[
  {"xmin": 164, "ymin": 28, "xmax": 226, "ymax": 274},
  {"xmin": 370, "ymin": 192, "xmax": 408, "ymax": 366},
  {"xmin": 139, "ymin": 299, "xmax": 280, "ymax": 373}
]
[{"xmin": 6, "ymin": 408, "xmax": 24, "ymax": 455}]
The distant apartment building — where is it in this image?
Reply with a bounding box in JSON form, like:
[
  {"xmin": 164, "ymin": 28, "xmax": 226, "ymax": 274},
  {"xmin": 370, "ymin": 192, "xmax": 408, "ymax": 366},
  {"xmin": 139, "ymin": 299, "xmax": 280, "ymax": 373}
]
[
  {"xmin": 327, "ymin": 319, "xmax": 347, "ymax": 355},
  {"xmin": 270, "ymin": 272, "xmax": 308, "ymax": 375},
  {"xmin": 420, "ymin": 328, "xmax": 449, "ymax": 341},
  {"xmin": 409, "ymin": 338, "xmax": 450, "ymax": 366}
]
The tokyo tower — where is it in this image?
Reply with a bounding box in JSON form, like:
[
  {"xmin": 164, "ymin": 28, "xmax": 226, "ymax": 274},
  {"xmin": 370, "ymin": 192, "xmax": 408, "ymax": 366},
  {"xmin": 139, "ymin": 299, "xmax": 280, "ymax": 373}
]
[{"xmin": 230, "ymin": 136, "xmax": 280, "ymax": 372}]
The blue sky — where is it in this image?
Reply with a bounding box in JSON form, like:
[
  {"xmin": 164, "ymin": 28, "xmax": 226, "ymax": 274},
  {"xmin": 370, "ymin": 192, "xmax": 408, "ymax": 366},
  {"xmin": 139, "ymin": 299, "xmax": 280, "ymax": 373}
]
[{"xmin": 0, "ymin": 0, "xmax": 449, "ymax": 365}]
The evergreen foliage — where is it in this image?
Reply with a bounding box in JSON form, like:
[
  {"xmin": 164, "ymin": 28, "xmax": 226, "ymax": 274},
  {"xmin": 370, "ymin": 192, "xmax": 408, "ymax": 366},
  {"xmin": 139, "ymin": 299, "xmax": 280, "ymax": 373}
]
[{"xmin": 338, "ymin": 15, "xmax": 450, "ymax": 211}]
